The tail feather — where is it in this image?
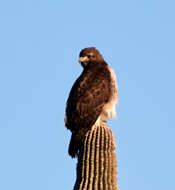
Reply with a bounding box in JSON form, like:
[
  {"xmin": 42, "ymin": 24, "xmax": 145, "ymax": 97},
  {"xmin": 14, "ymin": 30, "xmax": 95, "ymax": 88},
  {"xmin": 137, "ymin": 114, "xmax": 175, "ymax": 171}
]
[
  {"xmin": 68, "ymin": 133, "xmax": 82, "ymax": 158},
  {"xmin": 68, "ymin": 126, "xmax": 93, "ymax": 158}
]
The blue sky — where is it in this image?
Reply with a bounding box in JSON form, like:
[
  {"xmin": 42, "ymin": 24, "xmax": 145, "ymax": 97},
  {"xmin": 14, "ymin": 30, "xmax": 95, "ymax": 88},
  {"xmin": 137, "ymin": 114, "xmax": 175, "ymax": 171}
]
[{"xmin": 0, "ymin": 0, "xmax": 175, "ymax": 189}]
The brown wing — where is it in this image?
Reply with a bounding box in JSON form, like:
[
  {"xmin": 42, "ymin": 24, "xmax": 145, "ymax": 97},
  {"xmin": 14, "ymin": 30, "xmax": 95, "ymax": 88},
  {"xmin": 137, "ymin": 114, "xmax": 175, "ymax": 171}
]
[{"xmin": 65, "ymin": 63, "xmax": 111, "ymax": 157}]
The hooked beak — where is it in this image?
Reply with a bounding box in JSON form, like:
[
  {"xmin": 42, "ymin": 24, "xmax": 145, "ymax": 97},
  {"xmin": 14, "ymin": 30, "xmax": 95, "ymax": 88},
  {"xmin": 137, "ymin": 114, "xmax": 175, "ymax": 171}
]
[{"xmin": 79, "ymin": 56, "xmax": 89, "ymax": 63}]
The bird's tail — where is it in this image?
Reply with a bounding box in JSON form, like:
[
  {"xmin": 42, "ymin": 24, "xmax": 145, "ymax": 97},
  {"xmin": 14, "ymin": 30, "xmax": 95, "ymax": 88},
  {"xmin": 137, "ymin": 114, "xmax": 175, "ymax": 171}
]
[{"xmin": 68, "ymin": 133, "xmax": 83, "ymax": 158}]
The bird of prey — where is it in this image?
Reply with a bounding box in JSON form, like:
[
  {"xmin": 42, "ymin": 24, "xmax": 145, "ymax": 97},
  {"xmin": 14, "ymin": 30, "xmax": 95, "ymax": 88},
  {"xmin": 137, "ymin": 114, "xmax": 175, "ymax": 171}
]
[{"xmin": 65, "ymin": 47, "xmax": 118, "ymax": 158}]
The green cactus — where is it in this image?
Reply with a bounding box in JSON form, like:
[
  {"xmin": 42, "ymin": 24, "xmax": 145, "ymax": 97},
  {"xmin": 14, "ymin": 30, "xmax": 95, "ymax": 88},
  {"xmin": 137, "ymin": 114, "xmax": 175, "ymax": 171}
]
[{"xmin": 73, "ymin": 124, "xmax": 118, "ymax": 190}]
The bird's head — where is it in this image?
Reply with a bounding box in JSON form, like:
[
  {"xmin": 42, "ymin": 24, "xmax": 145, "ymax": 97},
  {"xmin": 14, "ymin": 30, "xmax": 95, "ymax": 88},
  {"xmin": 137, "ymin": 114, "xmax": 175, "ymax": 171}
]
[{"xmin": 79, "ymin": 47, "xmax": 104, "ymax": 68}]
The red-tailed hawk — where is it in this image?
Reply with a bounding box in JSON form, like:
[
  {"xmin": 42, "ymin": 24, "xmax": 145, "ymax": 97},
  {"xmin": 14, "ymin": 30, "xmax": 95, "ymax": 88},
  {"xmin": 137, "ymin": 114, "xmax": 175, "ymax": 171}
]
[{"xmin": 65, "ymin": 47, "xmax": 118, "ymax": 158}]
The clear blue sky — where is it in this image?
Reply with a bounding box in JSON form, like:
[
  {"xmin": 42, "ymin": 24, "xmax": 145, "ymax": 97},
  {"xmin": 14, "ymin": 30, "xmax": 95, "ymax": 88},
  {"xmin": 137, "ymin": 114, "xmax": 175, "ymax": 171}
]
[{"xmin": 0, "ymin": 0, "xmax": 175, "ymax": 190}]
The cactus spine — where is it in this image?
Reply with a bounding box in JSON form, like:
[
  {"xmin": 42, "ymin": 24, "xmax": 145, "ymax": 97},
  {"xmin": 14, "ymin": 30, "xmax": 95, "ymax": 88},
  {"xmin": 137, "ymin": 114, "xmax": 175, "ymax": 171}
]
[{"xmin": 73, "ymin": 124, "xmax": 118, "ymax": 190}]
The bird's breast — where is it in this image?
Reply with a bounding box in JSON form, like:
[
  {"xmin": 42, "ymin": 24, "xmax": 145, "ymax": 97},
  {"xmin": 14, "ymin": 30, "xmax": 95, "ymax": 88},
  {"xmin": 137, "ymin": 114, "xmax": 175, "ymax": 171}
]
[{"xmin": 101, "ymin": 66, "xmax": 118, "ymax": 122}]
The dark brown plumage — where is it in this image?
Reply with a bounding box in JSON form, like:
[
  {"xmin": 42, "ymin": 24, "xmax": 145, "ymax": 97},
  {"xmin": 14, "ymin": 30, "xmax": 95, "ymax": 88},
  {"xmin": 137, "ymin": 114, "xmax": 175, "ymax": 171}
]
[{"xmin": 65, "ymin": 47, "xmax": 118, "ymax": 158}]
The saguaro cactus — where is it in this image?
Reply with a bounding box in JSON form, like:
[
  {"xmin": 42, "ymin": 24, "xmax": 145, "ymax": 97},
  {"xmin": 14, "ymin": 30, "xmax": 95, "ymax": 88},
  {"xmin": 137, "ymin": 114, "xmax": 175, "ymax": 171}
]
[{"xmin": 73, "ymin": 124, "xmax": 118, "ymax": 190}]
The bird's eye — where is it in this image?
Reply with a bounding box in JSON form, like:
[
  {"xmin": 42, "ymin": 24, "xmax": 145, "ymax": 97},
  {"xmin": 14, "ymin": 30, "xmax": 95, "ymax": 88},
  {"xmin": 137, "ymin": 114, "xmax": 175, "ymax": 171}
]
[{"xmin": 88, "ymin": 54, "xmax": 95, "ymax": 59}]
